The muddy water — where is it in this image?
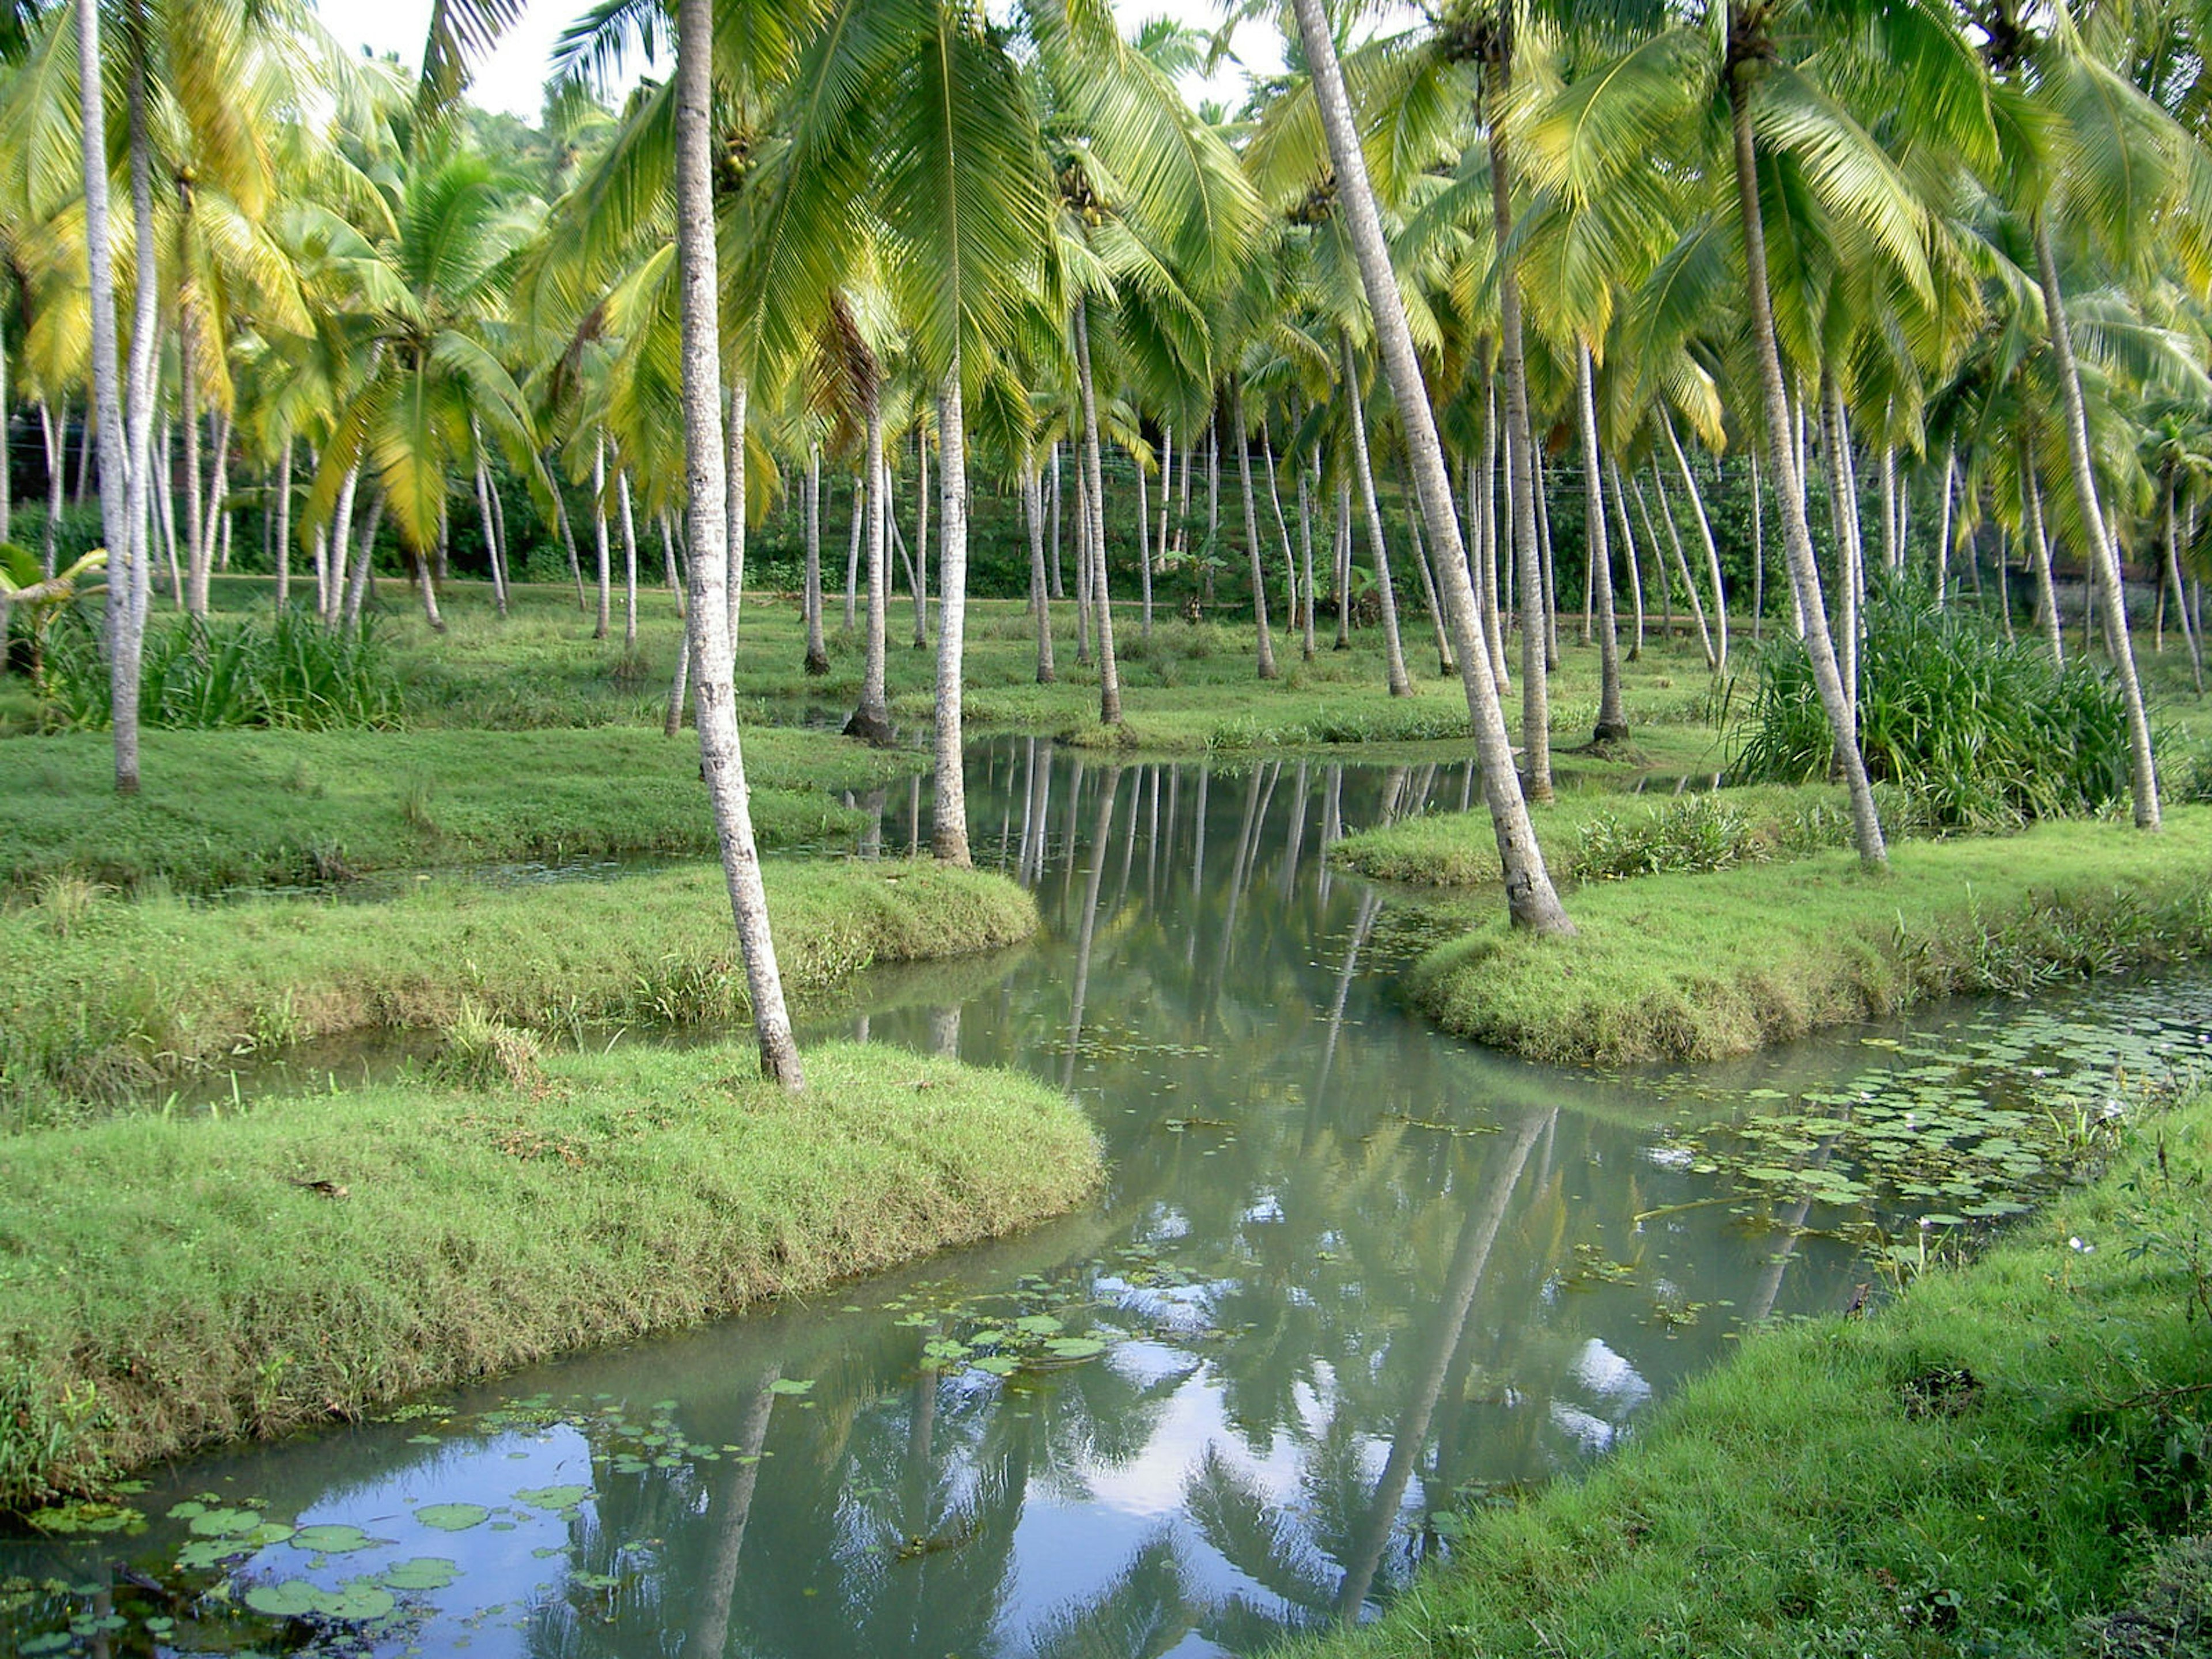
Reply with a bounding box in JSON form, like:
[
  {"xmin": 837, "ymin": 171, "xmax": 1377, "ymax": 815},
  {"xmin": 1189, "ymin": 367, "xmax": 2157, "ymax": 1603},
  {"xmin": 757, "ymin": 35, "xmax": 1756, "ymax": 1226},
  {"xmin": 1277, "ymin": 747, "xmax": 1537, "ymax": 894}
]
[{"xmin": 6, "ymin": 740, "xmax": 2207, "ymax": 1659}]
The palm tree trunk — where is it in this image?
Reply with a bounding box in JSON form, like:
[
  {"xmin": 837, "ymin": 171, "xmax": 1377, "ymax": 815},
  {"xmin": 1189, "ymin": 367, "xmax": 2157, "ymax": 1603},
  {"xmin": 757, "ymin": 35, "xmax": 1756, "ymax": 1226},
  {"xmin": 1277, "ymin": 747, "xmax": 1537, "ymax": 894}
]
[
  {"xmin": 726, "ymin": 380, "xmax": 747, "ymax": 652},
  {"xmin": 1153, "ymin": 421, "xmax": 1171, "ymax": 635},
  {"xmin": 1579, "ymin": 347, "xmax": 1627, "ymax": 741},
  {"xmin": 78, "ymin": 0, "xmax": 141, "ymax": 791},
  {"xmin": 1607, "ymin": 454, "xmax": 1646, "ymax": 659},
  {"xmin": 1074, "ymin": 296, "xmax": 1122, "ymax": 725},
  {"xmin": 1297, "ymin": 463, "xmax": 1317, "ymax": 660},
  {"xmin": 2165, "ymin": 471, "xmax": 2204, "ymax": 694},
  {"xmin": 1535, "ymin": 440, "xmax": 1559, "ymax": 671},
  {"xmin": 1726, "ymin": 55, "xmax": 1885, "ymax": 868},
  {"xmin": 844, "ymin": 469, "xmax": 862, "ymax": 631},
  {"xmin": 1024, "ymin": 445, "xmax": 1055, "ymax": 684},
  {"xmin": 1662, "ymin": 408, "xmax": 1728, "ymax": 675},
  {"xmin": 552, "ymin": 473, "xmax": 587, "ymax": 612},
  {"xmin": 1751, "ymin": 447, "xmax": 1766, "ymax": 639},
  {"xmin": 1231, "ymin": 378, "xmax": 1278, "ymax": 679},
  {"xmin": 474, "ymin": 454, "xmax": 506, "ymax": 618},
  {"xmin": 1135, "ymin": 441, "xmax": 1153, "ymax": 640},
  {"xmin": 673, "ymin": 0, "xmax": 803, "ymax": 1086},
  {"xmin": 2024, "ymin": 459, "xmax": 2063, "ymax": 662},
  {"xmin": 1339, "ymin": 333, "xmax": 1412, "ymax": 696},
  {"xmin": 1935, "ymin": 445, "xmax": 1955, "ymax": 608},
  {"xmin": 343, "ymin": 494, "xmax": 382, "ymax": 630},
  {"xmin": 274, "ymin": 441, "xmax": 293, "ymax": 609},
  {"xmin": 1071, "ymin": 460, "xmax": 1092, "ymax": 664},
  {"xmin": 910, "ymin": 419, "xmax": 929, "ymax": 648},
  {"xmin": 848, "ymin": 392, "xmax": 893, "ymax": 743},
  {"xmin": 804, "ymin": 446, "xmax": 829, "ymax": 675},
  {"xmin": 1650, "ymin": 461, "xmax": 1715, "ymax": 668},
  {"xmin": 1333, "ymin": 472, "xmax": 1351, "ymax": 650},
  {"xmin": 1294, "ymin": 0, "xmax": 1571, "ymax": 933},
  {"xmin": 619, "ymin": 465, "xmax": 641, "ymax": 652},
  {"xmin": 1048, "ymin": 441, "xmax": 1064, "ymax": 599},
  {"xmin": 39, "ymin": 400, "xmax": 63, "ymax": 578},
  {"xmin": 2032, "ymin": 214, "xmax": 2159, "ymax": 828},
  {"xmin": 1479, "ymin": 366, "xmax": 1510, "ymax": 689},
  {"xmin": 1486, "ymin": 67, "xmax": 1552, "ymax": 800},
  {"xmin": 1263, "ymin": 431, "xmax": 1300, "ymax": 630},
  {"xmin": 933, "ymin": 363, "xmax": 971, "ymax": 867},
  {"xmin": 592, "ymin": 435, "xmax": 611, "ymax": 639},
  {"xmin": 181, "ymin": 321, "xmax": 207, "ymax": 617},
  {"xmin": 1822, "ymin": 380, "xmax": 1861, "ymax": 708},
  {"xmin": 1398, "ymin": 450, "xmax": 1453, "ymax": 674}
]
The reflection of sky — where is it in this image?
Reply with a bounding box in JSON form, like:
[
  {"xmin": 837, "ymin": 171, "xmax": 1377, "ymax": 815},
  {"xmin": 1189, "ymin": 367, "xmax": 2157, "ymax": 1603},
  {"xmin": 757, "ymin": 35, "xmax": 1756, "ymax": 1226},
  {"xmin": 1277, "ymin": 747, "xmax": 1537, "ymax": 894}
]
[{"xmin": 233, "ymin": 1426, "xmax": 598, "ymax": 1659}]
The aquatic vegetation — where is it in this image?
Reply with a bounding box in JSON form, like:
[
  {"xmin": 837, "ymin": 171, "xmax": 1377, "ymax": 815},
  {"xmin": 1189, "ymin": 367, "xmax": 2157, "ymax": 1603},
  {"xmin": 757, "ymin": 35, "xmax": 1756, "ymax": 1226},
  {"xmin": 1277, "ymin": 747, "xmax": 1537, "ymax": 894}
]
[{"xmin": 38, "ymin": 611, "xmax": 404, "ymax": 732}]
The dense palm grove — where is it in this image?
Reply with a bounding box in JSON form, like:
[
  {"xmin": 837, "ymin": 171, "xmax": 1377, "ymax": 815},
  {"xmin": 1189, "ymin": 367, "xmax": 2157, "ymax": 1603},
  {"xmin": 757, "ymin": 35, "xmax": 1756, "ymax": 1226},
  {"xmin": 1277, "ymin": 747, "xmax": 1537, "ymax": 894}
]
[{"xmin": 5, "ymin": 0, "xmax": 2211, "ymax": 1073}]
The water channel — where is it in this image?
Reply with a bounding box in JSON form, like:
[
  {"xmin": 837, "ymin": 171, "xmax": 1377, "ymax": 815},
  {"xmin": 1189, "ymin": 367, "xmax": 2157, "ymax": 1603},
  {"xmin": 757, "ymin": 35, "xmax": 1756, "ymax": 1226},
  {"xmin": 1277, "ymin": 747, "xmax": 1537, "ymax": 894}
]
[{"xmin": 7, "ymin": 740, "xmax": 2209, "ymax": 1658}]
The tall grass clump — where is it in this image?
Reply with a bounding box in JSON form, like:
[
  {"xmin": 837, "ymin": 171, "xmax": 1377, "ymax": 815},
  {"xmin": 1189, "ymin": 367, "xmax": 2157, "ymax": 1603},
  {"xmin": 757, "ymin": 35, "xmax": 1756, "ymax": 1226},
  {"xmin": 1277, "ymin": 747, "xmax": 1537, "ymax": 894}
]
[
  {"xmin": 1733, "ymin": 584, "xmax": 2131, "ymax": 827},
  {"xmin": 41, "ymin": 609, "xmax": 403, "ymax": 731}
]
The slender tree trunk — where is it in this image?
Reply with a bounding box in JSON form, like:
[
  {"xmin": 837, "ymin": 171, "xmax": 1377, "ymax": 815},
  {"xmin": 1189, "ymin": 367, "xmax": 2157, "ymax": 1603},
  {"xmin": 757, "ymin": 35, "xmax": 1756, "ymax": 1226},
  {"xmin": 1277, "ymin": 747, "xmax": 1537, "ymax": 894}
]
[
  {"xmin": 1074, "ymin": 296, "xmax": 1122, "ymax": 725},
  {"xmin": 1048, "ymin": 441, "xmax": 1063, "ymax": 599},
  {"xmin": 1340, "ymin": 332, "xmax": 1412, "ymax": 696},
  {"xmin": 1263, "ymin": 431, "xmax": 1300, "ymax": 631},
  {"xmin": 181, "ymin": 323, "xmax": 207, "ymax": 617},
  {"xmin": 1479, "ymin": 366, "xmax": 1510, "ymax": 690},
  {"xmin": 1936, "ymin": 444, "xmax": 1956, "ymax": 608},
  {"xmin": 2033, "ymin": 215, "xmax": 2158, "ymax": 827},
  {"xmin": 1153, "ymin": 421, "xmax": 1171, "ymax": 635},
  {"xmin": 40, "ymin": 401, "xmax": 63, "ymax": 577},
  {"xmin": 1294, "ymin": 0, "xmax": 1573, "ymax": 931},
  {"xmin": 2024, "ymin": 459, "xmax": 2064, "ymax": 663},
  {"xmin": 552, "ymin": 475, "xmax": 587, "ymax": 612},
  {"xmin": 844, "ymin": 470, "xmax": 862, "ymax": 631},
  {"xmin": 1399, "ymin": 450, "xmax": 1453, "ymax": 674},
  {"xmin": 1203, "ymin": 414, "xmax": 1219, "ymax": 607},
  {"xmin": 847, "ymin": 393, "xmax": 893, "ymax": 744},
  {"xmin": 1608, "ymin": 454, "xmax": 1646, "ymax": 660},
  {"xmin": 1231, "ymin": 378, "xmax": 1278, "ymax": 679},
  {"xmin": 592, "ymin": 435, "xmax": 612, "ymax": 638},
  {"xmin": 1726, "ymin": 58, "xmax": 1885, "ymax": 867},
  {"xmin": 474, "ymin": 454, "xmax": 506, "ymax": 618},
  {"xmin": 79, "ymin": 0, "xmax": 139, "ymax": 789},
  {"xmin": 910, "ymin": 418, "xmax": 929, "ymax": 647},
  {"xmin": 1579, "ymin": 348, "xmax": 1627, "ymax": 742},
  {"xmin": 1650, "ymin": 462, "xmax": 1715, "ymax": 667},
  {"xmin": 727, "ymin": 380, "xmax": 748, "ymax": 652},
  {"xmin": 1662, "ymin": 409, "xmax": 1727, "ymax": 675},
  {"xmin": 343, "ymin": 494, "xmax": 382, "ymax": 630},
  {"xmin": 1297, "ymin": 463, "xmax": 1317, "ymax": 660},
  {"xmin": 804, "ymin": 445, "xmax": 829, "ymax": 675},
  {"xmin": 673, "ymin": 0, "xmax": 804, "ymax": 1085},
  {"xmin": 2165, "ymin": 471, "xmax": 2203, "ymax": 694},
  {"xmin": 1135, "ymin": 440, "xmax": 1153, "ymax": 640},
  {"xmin": 1751, "ymin": 447, "xmax": 1766, "ymax": 640},
  {"xmin": 1071, "ymin": 460, "xmax": 1092, "ymax": 664},
  {"xmin": 1025, "ymin": 446, "xmax": 1056, "ymax": 684},
  {"xmin": 933, "ymin": 365, "xmax": 971, "ymax": 866},
  {"xmin": 619, "ymin": 465, "xmax": 640, "ymax": 652},
  {"xmin": 273, "ymin": 441, "xmax": 292, "ymax": 609},
  {"xmin": 1823, "ymin": 380, "xmax": 1861, "ymax": 709},
  {"xmin": 1334, "ymin": 472, "xmax": 1352, "ymax": 650}
]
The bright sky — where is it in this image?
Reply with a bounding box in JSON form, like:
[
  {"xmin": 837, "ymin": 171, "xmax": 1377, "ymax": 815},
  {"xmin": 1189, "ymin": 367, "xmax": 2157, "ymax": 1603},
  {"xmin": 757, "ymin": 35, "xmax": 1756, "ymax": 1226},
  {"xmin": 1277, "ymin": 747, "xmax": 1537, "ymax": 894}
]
[{"xmin": 312, "ymin": 0, "xmax": 1288, "ymax": 122}]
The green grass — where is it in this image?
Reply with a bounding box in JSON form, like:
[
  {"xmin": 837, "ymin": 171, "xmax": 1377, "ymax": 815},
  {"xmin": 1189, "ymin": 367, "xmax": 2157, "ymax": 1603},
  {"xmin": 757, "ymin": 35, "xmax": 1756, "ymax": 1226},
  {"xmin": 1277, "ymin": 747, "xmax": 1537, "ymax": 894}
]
[
  {"xmin": 0, "ymin": 726, "xmax": 922, "ymax": 894},
  {"xmin": 0, "ymin": 858, "xmax": 1039, "ymax": 1123},
  {"xmin": 0, "ymin": 1039, "xmax": 1101, "ymax": 1509},
  {"xmin": 1332, "ymin": 781, "xmax": 1857, "ymax": 887},
  {"xmin": 1290, "ymin": 1085, "xmax": 2212, "ymax": 1659},
  {"xmin": 1406, "ymin": 806, "xmax": 2212, "ymax": 1063}
]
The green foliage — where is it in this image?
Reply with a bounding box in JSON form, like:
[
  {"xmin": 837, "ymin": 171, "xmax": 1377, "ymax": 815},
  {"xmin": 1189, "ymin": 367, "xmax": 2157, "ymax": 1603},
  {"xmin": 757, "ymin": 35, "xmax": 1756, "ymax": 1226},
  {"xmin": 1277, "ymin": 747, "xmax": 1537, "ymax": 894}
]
[
  {"xmin": 1568, "ymin": 793, "xmax": 1763, "ymax": 880},
  {"xmin": 39, "ymin": 611, "xmax": 404, "ymax": 732},
  {"xmin": 0, "ymin": 1041, "xmax": 1100, "ymax": 1508},
  {"xmin": 1733, "ymin": 586, "xmax": 2133, "ymax": 828}
]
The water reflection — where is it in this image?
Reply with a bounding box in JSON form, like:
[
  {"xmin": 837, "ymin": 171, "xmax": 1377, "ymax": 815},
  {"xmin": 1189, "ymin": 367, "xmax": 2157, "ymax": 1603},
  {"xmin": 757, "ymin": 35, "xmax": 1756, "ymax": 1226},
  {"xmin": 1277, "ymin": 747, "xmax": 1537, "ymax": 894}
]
[{"xmin": 15, "ymin": 740, "xmax": 2199, "ymax": 1659}]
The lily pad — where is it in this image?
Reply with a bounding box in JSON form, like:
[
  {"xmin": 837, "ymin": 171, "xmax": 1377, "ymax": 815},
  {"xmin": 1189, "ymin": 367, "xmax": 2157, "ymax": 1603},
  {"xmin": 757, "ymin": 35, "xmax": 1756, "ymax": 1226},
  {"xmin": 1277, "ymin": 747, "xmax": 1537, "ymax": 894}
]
[
  {"xmin": 243, "ymin": 1579, "xmax": 328, "ymax": 1619},
  {"xmin": 415, "ymin": 1502, "xmax": 490, "ymax": 1532},
  {"xmin": 188, "ymin": 1507, "xmax": 265, "ymax": 1537},
  {"xmin": 514, "ymin": 1484, "xmax": 592, "ymax": 1511},
  {"xmin": 768, "ymin": 1378, "xmax": 815, "ymax": 1396},
  {"xmin": 1043, "ymin": 1337, "xmax": 1108, "ymax": 1360},
  {"xmin": 291, "ymin": 1523, "xmax": 376, "ymax": 1554},
  {"xmin": 381, "ymin": 1556, "xmax": 461, "ymax": 1592}
]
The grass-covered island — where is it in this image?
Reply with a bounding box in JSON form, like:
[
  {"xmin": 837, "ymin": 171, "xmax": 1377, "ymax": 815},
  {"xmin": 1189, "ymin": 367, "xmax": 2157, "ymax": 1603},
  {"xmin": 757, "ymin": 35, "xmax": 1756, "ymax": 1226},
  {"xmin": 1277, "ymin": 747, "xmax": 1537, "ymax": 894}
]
[{"xmin": 0, "ymin": 1040, "xmax": 1101, "ymax": 1509}]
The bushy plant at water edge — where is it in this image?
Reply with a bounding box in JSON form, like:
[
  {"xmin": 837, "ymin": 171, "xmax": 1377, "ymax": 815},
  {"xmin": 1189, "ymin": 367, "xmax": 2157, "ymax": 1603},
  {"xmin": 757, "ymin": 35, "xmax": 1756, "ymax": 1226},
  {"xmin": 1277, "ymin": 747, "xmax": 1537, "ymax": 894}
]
[{"xmin": 1731, "ymin": 583, "xmax": 2133, "ymax": 827}]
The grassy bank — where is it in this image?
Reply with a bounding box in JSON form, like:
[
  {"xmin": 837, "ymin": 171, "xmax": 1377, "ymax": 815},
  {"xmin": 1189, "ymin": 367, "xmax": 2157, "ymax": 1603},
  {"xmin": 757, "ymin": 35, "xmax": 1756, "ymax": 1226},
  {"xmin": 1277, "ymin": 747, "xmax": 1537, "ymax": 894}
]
[
  {"xmin": 1, "ymin": 859, "xmax": 1037, "ymax": 1123},
  {"xmin": 0, "ymin": 726, "xmax": 921, "ymax": 895},
  {"xmin": 1333, "ymin": 781, "xmax": 1853, "ymax": 887},
  {"xmin": 0, "ymin": 1040, "xmax": 1102, "ymax": 1509},
  {"xmin": 1294, "ymin": 1086, "xmax": 2212, "ymax": 1659},
  {"xmin": 1407, "ymin": 807, "xmax": 2212, "ymax": 1063}
]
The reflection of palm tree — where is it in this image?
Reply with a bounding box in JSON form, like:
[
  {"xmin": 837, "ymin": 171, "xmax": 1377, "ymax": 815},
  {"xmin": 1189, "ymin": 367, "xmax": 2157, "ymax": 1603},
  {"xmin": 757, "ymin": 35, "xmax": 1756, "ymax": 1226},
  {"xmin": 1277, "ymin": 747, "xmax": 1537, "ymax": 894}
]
[
  {"xmin": 1063, "ymin": 766, "xmax": 1123, "ymax": 1090},
  {"xmin": 1310, "ymin": 890, "xmax": 1382, "ymax": 1124},
  {"xmin": 689, "ymin": 1365, "xmax": 781, "ymax": 1659},
  {"xmin": 1335, "ymin": 1107, "xmax": 1553, "ymax": 1619}
]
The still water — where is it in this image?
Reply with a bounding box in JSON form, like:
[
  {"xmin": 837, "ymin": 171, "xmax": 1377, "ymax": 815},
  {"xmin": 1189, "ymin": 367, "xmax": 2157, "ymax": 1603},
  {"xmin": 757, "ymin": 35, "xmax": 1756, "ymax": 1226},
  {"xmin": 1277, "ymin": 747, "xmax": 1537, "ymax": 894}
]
[{"xmin": 7, "ymin": 740, "xmax": 2208, "ymax": 1658}]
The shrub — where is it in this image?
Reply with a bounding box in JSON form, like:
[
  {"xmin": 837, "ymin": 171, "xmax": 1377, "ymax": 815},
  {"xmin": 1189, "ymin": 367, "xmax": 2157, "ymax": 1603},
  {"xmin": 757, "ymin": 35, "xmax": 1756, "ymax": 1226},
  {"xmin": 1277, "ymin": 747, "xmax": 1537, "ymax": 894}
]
[
  {"xmin": 1569, "ymin": 794, "xmax": 1764, "ymax": 881},
  {"xmin": 1732, "ymin": 584, "xmax": 2131, "ymax": 828},
  {"xmin": 40, "ymin": 609, "xmax": 404, "ymax": 732}
]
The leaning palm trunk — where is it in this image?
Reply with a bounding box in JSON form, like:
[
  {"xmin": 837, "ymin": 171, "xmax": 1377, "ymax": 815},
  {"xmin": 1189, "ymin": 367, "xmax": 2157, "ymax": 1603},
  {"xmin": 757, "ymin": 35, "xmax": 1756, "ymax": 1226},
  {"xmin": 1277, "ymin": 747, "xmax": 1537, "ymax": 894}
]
[
  {"xmin": 2023, "ymin": 459, "xmax": 2064, "ymax": 663},
  {"xmin": 1339, "ymin": 333, "xmax": 1413, "ymax": 696},
  {"xmin": 1650, "ymin": 463, "xmax": 1715, "ymax": 668},
  {"xmin": 672, "ymin": 0, "xmax": 802, "ymax": 1086},
  {"xmin": 1726, "ymin": 57, "xmax": 1885, "ymax": 868},
  {"xmin": 1231, "ymin": 380, "xmax": 1278, "ymax": 679},
  {"xmin": 2164, "ymin": 474, "xmax": 2204, "ymax": 694},
  {"xmin": 1578, "ymin": 349, "xmax": 1628, "ymax": 741},
  {"xmin": 932, "ymin": 365, "xmax": 971, "ymax": 867},
  {"xmin": 2033, "ymin": 215, "xmax": 2159, "ymax": 829},
  {"xmin": 1293, "ymin": 0, "xmax": 1572, "ymax": 933},
  {"xmin": 1607, "ymin": 454, "xmax": 1646, "ymax": 658},
  {"xmin": 1073, "ymin": 296, "xmax": 1122, "ymax": 725},
  {"xmin": 592, "ymin": 436, "xmax": 612, "ymax": 639},
  {"xmin": 1662, "ymin": 410, "xmax": 1728, "ymax": 675},
  {"xmin": 619, "ymin": 467, "xmax": 641, "ymax": 653}
]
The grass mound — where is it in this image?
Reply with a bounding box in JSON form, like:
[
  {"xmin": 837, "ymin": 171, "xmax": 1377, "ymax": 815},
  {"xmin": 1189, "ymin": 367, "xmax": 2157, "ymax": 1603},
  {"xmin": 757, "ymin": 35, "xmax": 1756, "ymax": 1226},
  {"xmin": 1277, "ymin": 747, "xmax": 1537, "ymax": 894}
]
[
  {"xmin": 0, "ymin": 1041, "xmax": 1101, "ymax": 1509},
  {"xmin": 1404, "ymin": 808, "xmax": 2212, "ymax": 1063},
  {"xmin": 1291, "ymin": 1087, "xmax": 2212, "ymax": 1659},
  {"xmin": 0, "ymin": 858, "xmax": 1039, "ymax": 1125}
]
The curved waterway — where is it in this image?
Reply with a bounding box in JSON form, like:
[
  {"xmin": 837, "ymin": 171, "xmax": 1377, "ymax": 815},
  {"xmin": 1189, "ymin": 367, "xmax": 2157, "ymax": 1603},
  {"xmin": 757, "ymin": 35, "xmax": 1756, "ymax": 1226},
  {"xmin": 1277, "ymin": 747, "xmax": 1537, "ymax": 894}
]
[{"xmin": 9, "ymin": 740, "xmax": 2211, "ymax": 1658}]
